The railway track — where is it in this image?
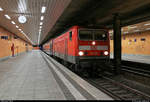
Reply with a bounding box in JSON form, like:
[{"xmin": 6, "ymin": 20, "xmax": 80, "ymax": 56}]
[
  {"xmin": 84, "ymin": 76, "xmax": 150, "ymax": 100},
  {"xmin": 43, "ymin": 51, "xmax": 150, "ymax": 100},
  {"xmin": 108, "ymin": 60, "xmax": 150, "ymax": 78},
  {"xmin": 121, "ymin": 66, "xmax": 150, "ymax": 78},
  {"xmin": 122, "ymin": 60, "xmax": 150, "ymax": 71},
  {"xmin": 44, "ymin": 51, "xmax": 150, "ymax": 78},
  {"xmin": 121, "ymin": 60, "xmax": 150, "ymax": 78}
]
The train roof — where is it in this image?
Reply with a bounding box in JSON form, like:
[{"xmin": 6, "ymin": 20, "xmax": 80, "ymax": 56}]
[{"xmin": 49, "ymin": 25, "xmax": 108, "ymax": 41}]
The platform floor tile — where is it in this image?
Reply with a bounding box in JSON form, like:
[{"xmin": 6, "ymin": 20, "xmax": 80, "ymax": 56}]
[
  {"xmin": 0, "ymin": 51, "xmax": 66, "ymax": 100},
  {"xmin": 0, "ymin": 50, "xmax": 113, "ymax": 100}
]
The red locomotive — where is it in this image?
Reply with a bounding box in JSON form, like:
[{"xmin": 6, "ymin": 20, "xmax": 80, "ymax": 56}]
[{"xmin": 43, "ymin": 25, "xmax": 110, "ymax": 76}]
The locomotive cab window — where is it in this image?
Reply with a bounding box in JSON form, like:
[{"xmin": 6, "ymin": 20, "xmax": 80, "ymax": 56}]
[
  {"xmin": 79, "ymin": 30, "xmax": 93, "ymax": 40},
  {"xmin": 69, "ymin": 31, "xmax": 72, "ymax": 41},
  {"xmin": 79, "ymin": 30, "xmax": 107, "ymax": 41}
]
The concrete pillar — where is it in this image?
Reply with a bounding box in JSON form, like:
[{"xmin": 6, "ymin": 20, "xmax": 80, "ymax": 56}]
[{"xmin": 113, "ymin": 13, "xmax": 121, "ymax": 74}]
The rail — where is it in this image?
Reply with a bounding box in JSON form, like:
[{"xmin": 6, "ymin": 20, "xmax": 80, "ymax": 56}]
[{"xmin": 85, "ymin": 76, "xmax": 150, "ymax": 100}]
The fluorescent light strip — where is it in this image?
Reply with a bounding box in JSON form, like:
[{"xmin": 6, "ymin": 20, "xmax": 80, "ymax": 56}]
[
  {"xmin": 124, "ymin": 32, "xmax": 128, "ymax": 34},
  {"xmin": 41, "ymin": 6, "xmax": 46, "ymax": 13},
  {"xmin": 39, "ymin": 26, "xmax": 42, "ymax": 29},
  {"xmin": 144, "ymin": 23, "xmax": 150, "ymax": 26},
  {"xmin": 38, "ymin": 32, "xmax": 41, "ymax": 45},
  {"xmin": 130, "ymin": 26, "xmax": 137, "ymax": 29},
  {"xmin": 22, "ymin": 33, "xmax": 34, "ymax": 45},
  {"xmin": 40, "ymin": 22, "xmax": 43, "ymax": 25},
  {"xmin": 0, "ymin": 7, "xmax": 3, "ymax": 11},
  {"xmin": 146, "ymin": 28, "xmax": 150, "ymax": 30},
  {"xmin": 20, "ymin": 31, "xmax": 34, "ymax": 45},
  {"xmin": 134, "ymin": 30, "xmax": 140, "ymax": 32},
  {"xmin": 5, "ymin": 14, "xmax": 11, "ymax": 19},
  {"xmin": 41, "ymin": 16, "xmax": 44, "ymax": 20},
  {"xmin": 38, "ymin": 6, "xmax": 46, "ymax": 44},
  {"xmin": 16, "ymin": 26, "xmax": 19, "ymax": 28},
  {"xmin": 11, "ymin": 21, "xmax": 15, "ymax": 24}
]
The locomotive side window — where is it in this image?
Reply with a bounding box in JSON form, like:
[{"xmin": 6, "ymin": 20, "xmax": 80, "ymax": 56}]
[
  {"xmin": 79, "ymin": 30, "xmax": 93, "ymax": 40},
  {"xmin": 69, "ymin": 31, "xmax": 72, "ymax": 41}
]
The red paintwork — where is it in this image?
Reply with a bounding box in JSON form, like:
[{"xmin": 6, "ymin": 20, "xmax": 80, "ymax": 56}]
[
  {"xmin": 78, "ymin": 40, "xmax": 110, "ymax": 56},
  {"xmin": 43, "ymin": 44, "xmax": 50, "ymax": 50},
  {"xmin": 53, "ymin": 26, "xmax": 78, "ymax": 56},
  {"xmin": 43, "ymin": 25, "xmax": 110, "ymax": 58}
]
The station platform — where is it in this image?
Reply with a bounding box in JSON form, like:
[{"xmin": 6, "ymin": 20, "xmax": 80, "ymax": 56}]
[
  {"xmin": 0, "ymin": 50, "xmax": 113, "ymax": 100},
  {"xmin": 110, "ymin": 54, "xmax": 150, "ymax": 64}
]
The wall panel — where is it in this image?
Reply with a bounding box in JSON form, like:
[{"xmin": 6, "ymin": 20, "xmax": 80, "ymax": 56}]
[
  {"xmin": 0, "ymin": 27, "xmax": 32, "ymax": 59},
  {"xmin": 110, "ymin": 31, "xmax": 150, "ymax": 55}
]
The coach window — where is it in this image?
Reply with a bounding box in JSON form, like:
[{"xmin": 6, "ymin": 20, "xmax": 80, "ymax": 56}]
[{"xmin": 69, "ymin": 31, "xmax": 72, "ymax": 41}]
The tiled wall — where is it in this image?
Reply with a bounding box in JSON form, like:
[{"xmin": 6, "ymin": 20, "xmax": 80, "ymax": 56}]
[
  {"xmin": 0, "ymin": 27, "xmax": 32, "ymax": 59},
  {"xmin": 110, "ymin": 30, "xmax": 150, "ymax": 55}
]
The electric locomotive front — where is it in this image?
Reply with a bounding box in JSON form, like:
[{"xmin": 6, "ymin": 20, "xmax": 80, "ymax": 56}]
[{"xmin": 76, "ymin": 27, "xmax": 110, "ymax": 68}]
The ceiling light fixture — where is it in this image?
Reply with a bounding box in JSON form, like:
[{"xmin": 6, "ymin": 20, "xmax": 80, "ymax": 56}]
[
  {"xmin": 19, "ymin": 29, "xmax": 22, "ymax": 31},
  {"xmin": 41, "ymin": 16, "xmax": 44, "ymax": 20},
  {"xmin": 40, "ymin": 22, "xmax": 43, "ymax": 25},
  {"xmin": 41, "ymin": 6, "xmax": 46, "ymax": 13},
  {"xmin": 0, "ymin": 7, "xmax": 3, "ymax": 11},
  {"xmin": 134, "ymin": 30, "xmax": 140, "ymax": 32},
  {"xmin": 146, "ymin": 28, "xmax": 150, "ymax": 30},
  {"xmin": 5, "ymin": 15, "xmax": 11, "ymax": 20},
  {"xmin": 39, "ymin": 26, "xmax": 42, "ymax": 29},
  {"xmin": 124, "ymin": 32, "xmax": 128, "ymax": 34},
  {"xmin": 22, "ymin": 33, "xmax": 34, "ymax": 45},
  {"xmin": 130, "ymin": 26, "xmax": 137, "ymax": 29},
  {"xmin": 144, "ymin": 23, "xmax": 150, "ymax": 26},
  {"xmin": 38, "ymin": 32, "xmax": 41, "ymax": 45},
  {"xmin": 16, "ymin": 26, "xmax": 19, "ymax": 28},
  {"xmin": 11, "ymin": 21, "xmax": 16, "ymax": 24},
  {"xmin": 18, "ymin": 15, "xmax": 27, "ymax": 24}
]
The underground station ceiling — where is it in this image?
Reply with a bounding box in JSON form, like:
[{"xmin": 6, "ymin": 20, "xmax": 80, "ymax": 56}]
[{"xmin": 0, "ymin": 0, "xmax": 150, "ymax": 45}]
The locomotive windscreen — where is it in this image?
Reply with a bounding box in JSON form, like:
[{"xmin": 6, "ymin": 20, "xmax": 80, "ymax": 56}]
[
  {"xmin": 79, "ymin": 30, "xmax": 93, "ymax": 40},
  {"xmin": 79, "ymin": 30, "xmax": 107, "ymax": 41}
]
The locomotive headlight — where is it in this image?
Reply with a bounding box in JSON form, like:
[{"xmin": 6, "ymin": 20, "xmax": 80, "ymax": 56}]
[
  {"xmin": 79, "ymin": 51, "xmax": 84, "ymax": 56},
  {"xmin": 92, "ymin": 41, "xmax": 96, "ymax": 45},
  {"xmin": 104, "ymin": 51, "xmax": 109, "ymax": 55}
]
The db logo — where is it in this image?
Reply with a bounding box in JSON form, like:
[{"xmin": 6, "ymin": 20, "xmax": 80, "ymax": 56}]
[{"xmin": 91, "ymin": 46, "xmax": 97, "ymax": 50}]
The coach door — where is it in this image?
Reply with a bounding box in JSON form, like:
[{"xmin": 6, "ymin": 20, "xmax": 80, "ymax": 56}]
[{"xmin": 64, "ymin": 39, "xmax": 68, "ymax": 61}]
